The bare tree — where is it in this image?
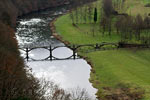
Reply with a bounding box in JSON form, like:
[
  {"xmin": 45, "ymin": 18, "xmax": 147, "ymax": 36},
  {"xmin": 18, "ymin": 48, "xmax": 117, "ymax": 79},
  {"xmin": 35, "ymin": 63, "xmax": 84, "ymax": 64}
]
[
  {"xmin": 144, "ymin": 16, "xmax": 150, "ymax": 34},
  {"xmin": 134, "ymin": 14, "xmax": 144, "ymax": 40},
  {"xmin": 83, "ymin": 6, "xmax": 88, "ymax": 24},
  {"xmin": 100, "ymin": 16, "xmax": 107, "ymax": 36},
  {"xmin": 87, "ymin": 4, "xmax": 93, "ymax": 23},
  {"xmin": 68, "ymin": 87, "xmax": 93, "ymax": 100},
  {"xmin": 69, "ymin": 10, "xmax": 75, "ymax": 24},
  {"xmin": 107, "ymin": 17, "xmax": 112, "ymax": 36},
  {"xmin": 37, "ymin": 78, "xmax": 95, "ymax": 100},
  {"xmin": 75, "ymin": 8, "xmax": 79, "ymax": 24},
  {"xmin": 78, "ymin": 7, "xmax": 83, "ymax": 24},
  {"xmin": 102, "ymin": 0, "xmax": 113, "ymax": 17}
]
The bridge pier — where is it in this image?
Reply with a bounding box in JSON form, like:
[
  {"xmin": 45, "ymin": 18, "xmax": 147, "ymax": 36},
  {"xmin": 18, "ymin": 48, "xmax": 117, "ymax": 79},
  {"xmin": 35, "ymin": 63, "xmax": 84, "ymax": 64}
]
[
  {"xmin": 95, "ymin": 43, "xmax": 99, "ymax": 49},
  {"xmin": 72, "ymin": 45, "xmax": 76, "ymax": 60},
  {"xmin": 49, "ymin": 46, "xmax": 53, "ymax": 61},
  {"xmin": 26, "ymin": 48, "xmax": 29, "ymax": 61}
]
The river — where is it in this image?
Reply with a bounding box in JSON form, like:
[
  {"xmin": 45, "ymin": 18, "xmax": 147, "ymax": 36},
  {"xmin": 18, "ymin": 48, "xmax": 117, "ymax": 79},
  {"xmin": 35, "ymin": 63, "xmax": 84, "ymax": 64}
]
[{"xmin": 16, "ymin": 6, "xmax": 97, "ymax": 99}]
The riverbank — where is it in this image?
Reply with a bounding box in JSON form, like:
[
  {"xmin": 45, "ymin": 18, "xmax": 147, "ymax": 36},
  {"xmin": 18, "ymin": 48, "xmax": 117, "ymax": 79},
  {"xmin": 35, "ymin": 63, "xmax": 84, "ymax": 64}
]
[
  {"xmin": 0, "ymin": 0, "xmax": 97, "ymax": 99},
  {"xmin": 50, "ymin": 13, "xmax": 96, "ymax": 71},
  {"xmin": 0, "ymin": 0, "xmax": 73, "ymax": 27},
  {"xmin": 52, "ymin": 9, "xmax": 150, "ymax": 100},
  {"xmin": 16, "ymin": 5, "xmax": 98, "ymax": 99}
]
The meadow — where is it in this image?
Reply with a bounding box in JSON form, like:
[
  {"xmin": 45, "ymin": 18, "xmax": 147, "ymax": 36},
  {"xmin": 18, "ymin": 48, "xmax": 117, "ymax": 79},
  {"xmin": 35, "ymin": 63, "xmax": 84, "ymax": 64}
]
[{"xmin": 54, "ymin": 0, "xmax": 150, "ymax": 99}]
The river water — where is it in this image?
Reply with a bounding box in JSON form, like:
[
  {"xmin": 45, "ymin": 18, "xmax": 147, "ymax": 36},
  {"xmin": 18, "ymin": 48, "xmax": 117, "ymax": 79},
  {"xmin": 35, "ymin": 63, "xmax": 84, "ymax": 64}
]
[{"xmin": 16, "ymin": 6, "xmax": 97, "ymax": 99}]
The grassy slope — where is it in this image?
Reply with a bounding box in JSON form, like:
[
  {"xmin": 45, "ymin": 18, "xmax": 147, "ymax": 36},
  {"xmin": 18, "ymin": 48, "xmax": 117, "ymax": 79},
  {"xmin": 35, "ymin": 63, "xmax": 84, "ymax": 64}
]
[
  {"xmin": 55, "ymin": 14, "xmax": 120, "ymax": 44},
  {"xmin": 55, "ymin": 0, "xmax": 150, "ymax": 99},
  {"xmin": 124, "ymin": 0, "xmax": 150, "ymax": 16},
  {"xmin": 88, "ymin": 49, "xmax": 150, "ymax": 89}
]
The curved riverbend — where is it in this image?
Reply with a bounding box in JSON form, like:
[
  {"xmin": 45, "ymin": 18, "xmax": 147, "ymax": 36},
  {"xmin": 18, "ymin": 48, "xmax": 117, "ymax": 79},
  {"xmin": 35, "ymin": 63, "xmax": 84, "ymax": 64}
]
[{"xmin": 16, "ymin": 6, "xmax": 97, "ymax": 99}]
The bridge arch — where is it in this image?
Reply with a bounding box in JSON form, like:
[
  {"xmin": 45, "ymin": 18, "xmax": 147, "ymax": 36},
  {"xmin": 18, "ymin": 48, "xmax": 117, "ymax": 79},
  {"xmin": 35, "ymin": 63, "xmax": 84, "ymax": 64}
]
[{"xmin": 19, "ymin": 42, "xmax": 118, "ymax": 61}]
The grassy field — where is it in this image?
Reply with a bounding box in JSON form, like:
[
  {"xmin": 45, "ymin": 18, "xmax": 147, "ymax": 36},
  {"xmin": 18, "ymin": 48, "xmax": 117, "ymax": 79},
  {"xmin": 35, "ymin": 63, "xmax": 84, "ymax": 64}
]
[
  {"xmin": 55, "ymin": 0, "xmax": 150, "ymax": 99},
  {"xmin": 88, "ymin": 49, "xmax": 150, "ymax": 98},
  {"xmin": 124, "ymin": 0, "xmax": 150, "ymax": 16},
  {"xmin": 55, "ymin": 14, "xmax": 120, "ymax": 44}
]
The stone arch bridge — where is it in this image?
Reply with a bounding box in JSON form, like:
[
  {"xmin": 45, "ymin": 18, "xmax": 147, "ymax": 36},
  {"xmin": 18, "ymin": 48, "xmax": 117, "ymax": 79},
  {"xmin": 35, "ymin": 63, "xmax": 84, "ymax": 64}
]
[{"xmin": 19, "ymin": 42, "xmax": 119, "ymax": 61}]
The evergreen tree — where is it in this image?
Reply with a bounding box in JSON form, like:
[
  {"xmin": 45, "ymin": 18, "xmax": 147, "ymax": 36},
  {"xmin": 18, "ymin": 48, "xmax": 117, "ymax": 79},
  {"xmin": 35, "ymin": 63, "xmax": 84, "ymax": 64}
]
[{"xmin": 94, "ymin": 8, "xmax": 97, "ymax": 23}]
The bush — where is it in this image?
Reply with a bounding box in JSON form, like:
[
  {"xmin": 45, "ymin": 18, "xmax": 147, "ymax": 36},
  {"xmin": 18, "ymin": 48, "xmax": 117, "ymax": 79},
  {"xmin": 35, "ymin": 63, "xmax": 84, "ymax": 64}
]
[
  {"xmin": 97, "ymin": 83, "xmax": 145, "ymax": 100},
  {"xmin": 145, "ymin": 3, "xmax": 150, "ymax": 7}
]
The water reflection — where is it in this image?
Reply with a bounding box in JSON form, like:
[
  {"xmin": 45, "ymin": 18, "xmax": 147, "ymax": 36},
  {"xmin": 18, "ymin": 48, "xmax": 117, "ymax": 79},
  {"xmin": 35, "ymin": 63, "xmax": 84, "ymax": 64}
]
[
  {"xmin": 29, "ymin": 48, "xmax": 50, "ymax": 60},
  {"xmin": 28, "ymin": 60, "xmax": 95, "ymax": 92},
  {"xmin": 16, "ymin": 6, "xmax": 97, "ymax": 99},
  {"xmin": 52, "ymin": 47, "xmax": 73, "ymax": 59}
]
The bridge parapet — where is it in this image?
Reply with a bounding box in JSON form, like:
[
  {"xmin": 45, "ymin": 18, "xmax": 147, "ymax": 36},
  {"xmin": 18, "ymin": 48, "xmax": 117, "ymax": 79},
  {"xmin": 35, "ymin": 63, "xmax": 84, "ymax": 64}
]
[{"xmin": 19, "ymin": 42, "xmax": 118, "ymax": 61}]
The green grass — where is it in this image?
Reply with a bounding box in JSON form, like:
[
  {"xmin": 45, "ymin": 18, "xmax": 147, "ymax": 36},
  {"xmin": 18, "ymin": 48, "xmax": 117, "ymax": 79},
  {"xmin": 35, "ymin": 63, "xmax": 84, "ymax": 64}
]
[
  {"xmin": 88, "ymin": 49, "xmax": 150, "ymax": 97},
  {"xmin": 143, "ymin": 0, "xmax": 150, "ymax": 4},
  {"xmin": 124, "ymin": 0, "xmax": 150, "ymax": 16},
  {"xmin": 55, "ymin": 13, "xmax": 150, "ymax": 99},
  {"xmin": 55, "ymin": 0, "xmax": 150, "ymax": 99},
  {"xmin": 55, "ymin": 14, "xmax": 120, "ymax": 44}
]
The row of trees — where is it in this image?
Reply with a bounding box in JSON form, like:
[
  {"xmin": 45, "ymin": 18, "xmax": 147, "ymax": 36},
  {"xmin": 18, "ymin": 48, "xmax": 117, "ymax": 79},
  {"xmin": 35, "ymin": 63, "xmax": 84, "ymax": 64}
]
[
  {"xmin": 115, "ymin": 15, "xmax": 150, "ymax": 42},
  {"xmin": 69, "ymin": 3, "xmax": 97, "ymax": 24},
  {"xmin": 69, "ymin": 0, "xmax": 125, "ymax": 24},
  {"xmin": 100, "ymin": 14, "xmax": 150, "ymax": 43},
  {"xmin": 112, "ymin": 0, "xmax": 125, "ymax": 11},
  {"xmin": 69, "ymin": 0, "xmax": 150, "ymax": 44},
  {"xmin": 100, "ymin": 0, "xmax": 150, "ymax": 44}
]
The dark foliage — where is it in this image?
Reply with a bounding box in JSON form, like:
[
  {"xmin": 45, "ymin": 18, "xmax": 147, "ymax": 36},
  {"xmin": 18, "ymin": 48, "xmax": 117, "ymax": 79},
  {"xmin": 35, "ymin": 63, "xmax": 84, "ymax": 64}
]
[{"xmin": 94, "ymin": 8, "xmax": 97, "ymax": 23}]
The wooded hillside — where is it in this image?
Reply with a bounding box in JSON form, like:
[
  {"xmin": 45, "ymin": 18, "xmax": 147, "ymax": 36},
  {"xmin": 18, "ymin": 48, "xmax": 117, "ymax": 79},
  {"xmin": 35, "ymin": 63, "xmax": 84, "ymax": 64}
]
[{"xmin": 0, "ymin": 0, "xmax": 85, "ymax": 99}]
